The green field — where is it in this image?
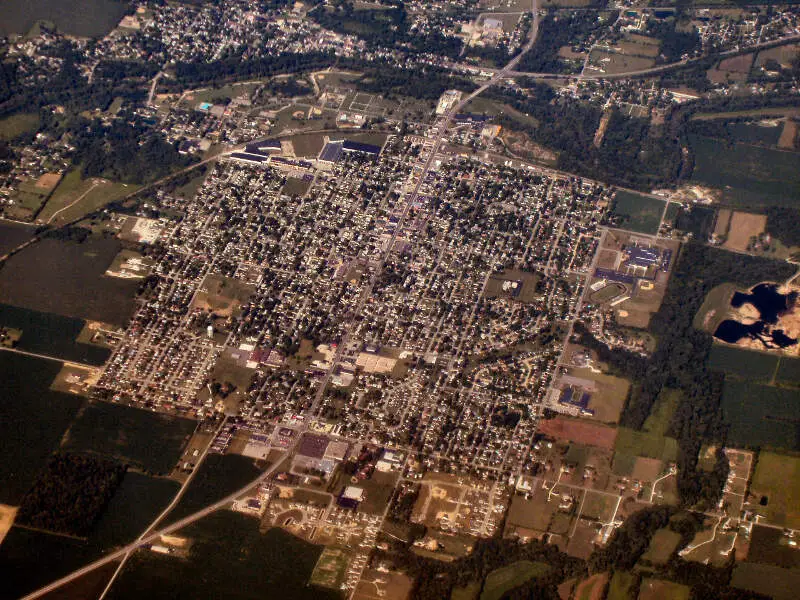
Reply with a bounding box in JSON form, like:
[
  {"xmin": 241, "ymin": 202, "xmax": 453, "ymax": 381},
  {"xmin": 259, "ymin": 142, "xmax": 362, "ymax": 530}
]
[
  {"xmin": 165, "ymin": 454, "xmax": 263, "ymax": 525},
  {"xmin": 642, "ymin": 388, "xmax": 680, "ymax": 437},
  {"xmin": 106, "ymin": 512, "xmax": 338, "ymax": 600},
  {"xmin": 750, "ymin": 452, "xmax": 800, "ymax": 529},
  {"xmin": 690, "ymin": 135, "xmax": 800, "ymax": 208},
  {"xmin": 775, "ymin": 356, "xmax": 800, "ymax": 388},
  {"xmin": 480, "ymin": 561, "xmax": 551, "ymax": 600},
  {"xmin": 607, "ymin": 571, "xmax": 636, "ymax": 600},
  {"xmin": 731, "ymin": 562, "xmax": 800, "ymax": 600},
  {"xmin": 611, "ymin": 191, "xmax": 666, "ymax": 235},
  {"xmin": 0, "ymin": 112, "xmax": 40, "ymax": 140},
  {"xmin": 63, "ymin": 402, "xmax": 196, "ymax": 475},
  {"xmin": 0, "ymin": 352, "xmax": 84, "ymax": 505},
  {"xmin": 693, "ymin": 283, "xmax": 737, "ymax": 332},
  {"xmin": 309, "ymin": 546, "xmax": 350, "ymax": 589},
  {"xmin": 707, "ymin": 345, "xmax": 778, "ymax": 382},
  {"xmin": 37, "ymin": 170, "xmax": 136, "ymax": 225},
  {"xmin": 614, "ymin": 428, "xmax": 678, "ymax": 463},
  {"xmin": 640, "ymin": 528, "xmax": 682, "ymax": 565},
  {"xmin": 721, "ymin": 381, "xmax": 800, "ymax": 451}
]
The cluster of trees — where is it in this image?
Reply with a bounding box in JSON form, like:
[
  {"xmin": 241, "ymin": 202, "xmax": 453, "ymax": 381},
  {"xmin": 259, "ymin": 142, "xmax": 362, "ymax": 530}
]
[
  {"xmin": 582, "ymin": 243, "xmax": 795, "ymax": 507},
  {"xmin": 766, "ymin": 206, "xmax": 800, "ymax": 247},
  {"xmin": 354, "ymin": 65, "xmax": 477, "ymax": 100},
  {"xmin": 646, "ymin": 19, "xmax": 701, "ymax": 63},
  {"xmin": 517, "ymin": 11, "xmax": 617, "ymax": 73},
  {"xmin": 16, "ymin": 452, "xmax": 127, "ymax": 537},
  {"xmin": 68, "ymin": 113, "xmax": 195, "ymax": 184},
  {"xmin": 310, "ymin": 3, "xmax": 463, "ymax": 59},
  {"xmin": 486, "ymin": 83, "xmax": 683, "ymax": 190}
]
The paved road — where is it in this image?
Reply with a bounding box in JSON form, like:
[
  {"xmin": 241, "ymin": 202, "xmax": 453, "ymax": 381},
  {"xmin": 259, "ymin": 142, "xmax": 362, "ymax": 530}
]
[
  {"xmin": 451, "ymin": 32, "xmax": 800, "ymax": 81},
  {"xmin": 22, "ymin": 4, "xmax": 549, "ymax": 596}
]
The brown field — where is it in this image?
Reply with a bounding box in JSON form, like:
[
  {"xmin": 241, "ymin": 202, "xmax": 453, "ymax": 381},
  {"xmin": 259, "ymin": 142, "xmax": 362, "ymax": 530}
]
[
  {"xmin": 564, "ymin": 367, "xmax": 629, "ymax": 424},
  {"xmin": 558, "ymin": 46, "xmax": 587, "ymax": 60},
  {"xmin": 724, "ymin": 211, "xmax": 766, "ymax": 252},
  {"xmin": 755, "ymin": 44, "xmax": 800, "ymax": 68},
  {"xmin": 506, "ymin": 491, "xmax": 557, "ymax": 533},
  {"xmin": 34, "ymin": 172, "xmax": 62, "ymax": 192},
  {"xmin": 641, "ymin": 528, "xmax": 682, "ymax": 565},
  {"xmin": 0, "ymin": 504, "xmax": 17, "ymax": 545},
  {"xmin": 718, "ymin": 53, "xmax": 754, "ymax": 74},
  {"xmin": 191, "ymin": 274, "xmax": 255, "ymax": 318},
  {"xmin": 574, "ymin": 572, "xmax": 609, "ymax": 600},
  {"xmin": 580, "ymin": 490, "xmax": 617, "ymax": 522},
  {"xmin": 779, "ymin": 119, "xmax": 797, "ymax": 150},
  {"xmin": 538, "ymin": 417, "xmax": 618, "ymax": 450},
  {"xmin": 616, "ymin": 39, "xmax": 660, "ymax": 58},
  {"xmin": 566, "ymin": 521, "xmax": 600, "ymax": 560}
]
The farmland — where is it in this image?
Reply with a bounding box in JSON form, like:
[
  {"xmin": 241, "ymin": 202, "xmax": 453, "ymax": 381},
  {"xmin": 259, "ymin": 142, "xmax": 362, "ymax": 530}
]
[
  {"xmin": 723, "ymin": 212, "xmax": 766, "ymax": 252},
  {"xmin": 707, "ymin": 345, "xmax": 778, "ymax": 383},
  {"xmin": 731, "ymin": 562, "xmax": 800, "ymax": 600},
  {"xmin": 0, "ymin": 112, "xmax": 40, "ymax": 140},
  {"xmin": 106, "ymin": 512, "xmax": 337, "ymax": 600},
  {"xmin": 0, "ymin": 0, "xmax": 129, "ymax": 37},
  {"xmin": 0, "ymin": 303, "xmax": 110, "ymax": 365},
  {"xmin": 0, "ymin": 352, "xmax": 84, "ymax": 505},
  {"xmin": 62, "ymin": 401, "xmax": 196, "ymax": 475},
  {"xmin": 721, "ymin": 381, "xmax": 800, "ymax": 451},
  {"xmin": 0, "ymin": 236, "xmax": 139, "ymax": 326},
  {"xmin": 749, "ymin": 452, "xmax": 800, "ymax": 529},
  {"xmin": 0, "ymin": 220, "xmax": 35, "ymax": 256},
  {"xmin": 689, "ymin": 135, "xmax": 800, "ymax": 208},
  {"xmin": 537, "ymin": 417, "xmax": 618, "ymax": 450},
  {"xmin": 606, "ymin": 571, "xmax": 636, "ymax": 600},
  {"xmin": 480, "ymin": 560, "xmax": 550, "ymax": 600},
  {"xmin": 610, "ymin": 191, "xmax": 666, "ymax": 235},
  {"xmin": 640, "ymin": 528, "xmax": 682, "ymax": 565},
  {"xmin": 747, "ymin": 524, "xmax": 800, "ymax": 569},
  {"xmin": 775, "ymin": 355, "xmax": 800, "ymax": 387}
]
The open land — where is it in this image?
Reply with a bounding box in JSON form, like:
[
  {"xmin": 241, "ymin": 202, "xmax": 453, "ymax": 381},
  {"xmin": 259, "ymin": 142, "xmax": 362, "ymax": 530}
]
[{"xmin": 748, "ymin": 452, "xmax": 800, "ymax": 529}]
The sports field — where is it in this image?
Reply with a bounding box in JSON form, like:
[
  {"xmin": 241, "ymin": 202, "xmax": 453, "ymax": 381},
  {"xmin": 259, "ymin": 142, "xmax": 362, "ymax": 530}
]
[{"xmin": 610, "ymin": 191, "xmax": 666, "ymax": 235}]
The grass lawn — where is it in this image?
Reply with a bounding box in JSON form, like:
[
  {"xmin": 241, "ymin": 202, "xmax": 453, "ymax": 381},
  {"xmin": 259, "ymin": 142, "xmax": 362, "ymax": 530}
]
[
  {"xmin": 638, "ymin": 578, "xmax": 690, "ymax": 600},
  {"xmin": 480, "ymin": 560, "xmax": 550, "ymax": 600},
  {"xmin": 37, "ymin": 170, "xmax": 136, "ymax": 225},
  {"xmin": 0, "ymin": 112, "xmax": 40, "ymax": 140}
]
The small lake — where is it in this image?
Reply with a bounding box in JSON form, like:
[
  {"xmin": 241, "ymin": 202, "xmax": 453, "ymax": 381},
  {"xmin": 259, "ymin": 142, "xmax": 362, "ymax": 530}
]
[{"xmin": 714, "ymin": 284, "xmax": 798, "ymax": 349}]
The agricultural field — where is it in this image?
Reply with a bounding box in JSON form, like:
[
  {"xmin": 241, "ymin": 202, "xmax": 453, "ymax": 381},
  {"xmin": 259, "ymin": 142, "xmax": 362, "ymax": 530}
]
[
  {"xmin": 638, "ymin": 578, "xmax": 690, "ymax": 600},
  {"xmin": 747, "ymin": 524, "xmax": 800, "ymax": 569},
  {"xmin": 165, "ymin": 453, "xmax": 264, "ymax": 525},
  {"xmin": 606, "ymin": 571, "xmax": 636, "ymax": 600},
  {"xmin": 0, "ymin": 236, "xmax": 139, "ymax": 326},
  {"xmin": 721, "ymin": 381, "xmax": 800, "ymax": 451},
  {"xmin": 707, "ymin": 344, "xmax": 778, "ymax": 383},
  {"xmin": 537, "ymin": 417, "xmax": 618, "ymax": 450},
  {"xmin": 731, "ymin": 562, "xmax": 800, "ymax": 600},
  {"xmin": 573, "ymin": 572, "xmax": 608, "ymax": 600},
  {"xmin": 0, "ymin": 220, "xmax": 35, "ymax": 256},
  {"xmin": 106, "ymin": 512, "xmax": 337, "ymax": 600},
  {"xmin": 62, "ymin": 401, "xmax": 197, "ymax": 475},
  {"xmin": 614, "ymin": 429, "xmax": 678, "ymax": 463},
  {"xmin": 689, "ymin": 135, "xmax": 800, "ymax": 208},
  {"xmin": 749, "ymin": 452, "xmax": 800, "ymax": 529},
  {"xmin": 0, "ymin": 352, "xmax": 84, "ymax": 505},
  {"xmin": 640, "ymin": 528, "xmax": 682, "ymax": 565},
  {"xmin": 723, "ymin": 211, "xmax": 767, "ymax": 252},
  {"xmin": 0, "ymin": 303, "xmax": 110, "ymax": 365},
  {"xmin": 0, "ymin": 0, "xmax": 130, "ymax": 37},
  {"xmin": 37, "ymin": 170, "xmax": 135, "ymax": 226},
  {"xmin": 775, "ymin": 356, "xmax": 800, "ymax": 387},
  {"xmin": 610, "ymin": 191, "xmax": 666, "ymax": 235},
  {"xmin": 580, "ymin": 490, "xmax": 617, "ymax": 522},
  {"xmin": 480, "ymin": 560, "xmax": 550, "ymax": 600}
]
